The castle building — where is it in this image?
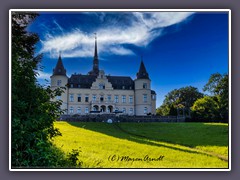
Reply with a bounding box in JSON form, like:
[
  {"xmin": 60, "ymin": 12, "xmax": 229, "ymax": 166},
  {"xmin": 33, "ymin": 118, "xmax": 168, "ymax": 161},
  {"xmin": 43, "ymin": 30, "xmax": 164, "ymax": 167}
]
[{"xmin": 50, "ymin": 37, "xmax": 156, "ymax": 116}]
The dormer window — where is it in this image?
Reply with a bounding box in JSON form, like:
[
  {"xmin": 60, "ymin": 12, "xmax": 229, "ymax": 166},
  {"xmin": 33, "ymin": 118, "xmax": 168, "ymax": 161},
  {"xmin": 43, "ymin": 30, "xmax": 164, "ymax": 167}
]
[{"xmin": 122, "ymin": 86, "xmax": 125, "ymax": 89}]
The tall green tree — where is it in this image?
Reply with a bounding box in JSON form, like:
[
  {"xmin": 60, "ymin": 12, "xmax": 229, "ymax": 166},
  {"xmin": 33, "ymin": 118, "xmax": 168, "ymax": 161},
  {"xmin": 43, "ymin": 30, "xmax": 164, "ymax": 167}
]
[
  {"xmin": 157, "ymin": 86, "xmax": 203, "ymax": 116},
  {"xmin": 11, "ymin": 12, "xmax": 80, "ymax": 167},
  {"xmin": 203, "ymin": 73, "xmax": 229, "ymax": 122}
]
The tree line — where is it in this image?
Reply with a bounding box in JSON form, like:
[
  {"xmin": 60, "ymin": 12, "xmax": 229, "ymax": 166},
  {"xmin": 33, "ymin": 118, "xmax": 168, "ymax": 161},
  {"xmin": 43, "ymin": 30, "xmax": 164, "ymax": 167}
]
[{"xmin": 156, "ymin": 73, "xmax": 229, "ymax": 123}]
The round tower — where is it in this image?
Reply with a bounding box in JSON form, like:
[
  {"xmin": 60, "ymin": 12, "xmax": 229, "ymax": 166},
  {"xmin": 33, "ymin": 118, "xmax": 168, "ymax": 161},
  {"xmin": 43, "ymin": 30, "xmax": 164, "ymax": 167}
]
[
  {"xmin": 134, "ymin": 60, "xmax": 152, "ymax": 116},
  {"xmin": 50, "ymin": 54, "xmax": 68, "ymax": 113}
]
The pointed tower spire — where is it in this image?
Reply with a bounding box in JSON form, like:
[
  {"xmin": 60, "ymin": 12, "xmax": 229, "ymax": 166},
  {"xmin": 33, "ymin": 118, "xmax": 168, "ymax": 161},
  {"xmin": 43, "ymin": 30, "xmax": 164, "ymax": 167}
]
[
  {"xmin": 136, "ymin": 57, "xmax": 149, "ymax": 79},
  {"xmin": 88, "ymin": 33, "xmax": 99, "ymax": 76},
  {"xmin": 94, "ymin": 33, "xmax": 98, "ymax": 59},
  {"xmin": 52, "ymin": 52, "xmax": 66, "ymax": 76}
]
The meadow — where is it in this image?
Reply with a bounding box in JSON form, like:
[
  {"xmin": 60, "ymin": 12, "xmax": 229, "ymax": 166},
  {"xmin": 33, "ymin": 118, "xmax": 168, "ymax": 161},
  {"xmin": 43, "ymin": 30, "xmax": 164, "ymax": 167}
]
[{"xmin": 52, "ymin": 122, "xmax": 229, "ymax": 168}]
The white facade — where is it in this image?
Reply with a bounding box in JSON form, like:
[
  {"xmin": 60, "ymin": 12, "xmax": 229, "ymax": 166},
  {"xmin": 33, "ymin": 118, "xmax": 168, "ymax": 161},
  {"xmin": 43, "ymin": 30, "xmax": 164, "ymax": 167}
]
[{"xmin": 50, "ymin": 39, "xmax": 156, "ymax": 116}]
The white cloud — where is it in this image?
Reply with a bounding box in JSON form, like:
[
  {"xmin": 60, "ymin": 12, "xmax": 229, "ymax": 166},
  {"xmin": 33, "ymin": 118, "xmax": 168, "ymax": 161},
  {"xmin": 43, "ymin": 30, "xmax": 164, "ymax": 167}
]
[
  {"xmin": 39, "ymin": 12, "xmax": 194, "ymax": 58},
  {"xmin": 36, "ymin": 71, "xmax": 51, "ymax": 80}
]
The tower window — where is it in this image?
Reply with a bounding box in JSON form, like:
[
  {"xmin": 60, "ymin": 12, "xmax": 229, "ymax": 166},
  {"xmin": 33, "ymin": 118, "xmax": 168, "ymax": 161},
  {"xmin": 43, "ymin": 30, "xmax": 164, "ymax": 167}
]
[
  {"xmin": 143, "ymin": 83, "xmax": 147, "ymax": 89},
  {"xmin": 143, "ymin": 94, "xmax": 147, "ymax": 103},
  {"xmin": 57, "ymin": 80, "xmax": 62, "ymax": 86},
  {"xmin": 152, "ymin": 94, "xmax": 156, "ymax": 100},
  {"xmin": 58, "ymin": 69, "xmax": 61, "ymax": 73},
  {"xmin": 70, "ymin": 94, "xmax": 74, "ymax": 102}
]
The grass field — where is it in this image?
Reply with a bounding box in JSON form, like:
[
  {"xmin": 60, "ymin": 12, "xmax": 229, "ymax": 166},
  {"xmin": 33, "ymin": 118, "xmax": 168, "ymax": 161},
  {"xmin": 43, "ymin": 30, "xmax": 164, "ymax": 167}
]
[{"xmin": 52, "ymin": 122, "xmax": 229, "ymax": 168}]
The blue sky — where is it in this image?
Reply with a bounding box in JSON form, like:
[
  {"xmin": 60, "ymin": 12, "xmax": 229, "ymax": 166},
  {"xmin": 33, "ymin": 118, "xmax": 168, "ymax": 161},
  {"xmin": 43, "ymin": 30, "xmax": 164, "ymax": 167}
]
[{"xmin": 28, "ymin": 11, "xmax": 229, "ymax": 108}]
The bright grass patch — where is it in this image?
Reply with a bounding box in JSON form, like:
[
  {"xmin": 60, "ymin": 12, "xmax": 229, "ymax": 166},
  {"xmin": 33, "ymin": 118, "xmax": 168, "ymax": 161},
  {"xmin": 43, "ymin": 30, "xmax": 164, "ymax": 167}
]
[{"xmin": 52, "ymin": 122, "xmax": 228, "ymax": 168}]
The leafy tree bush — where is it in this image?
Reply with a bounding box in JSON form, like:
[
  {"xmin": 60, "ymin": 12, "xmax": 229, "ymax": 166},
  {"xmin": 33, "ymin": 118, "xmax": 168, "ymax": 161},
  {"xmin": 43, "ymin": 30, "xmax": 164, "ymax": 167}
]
[
  {"xmin": 11, "ymin": 12, "xmax": 81, "ymax": 168},
  {"xmin": 203, "ymin": 73, "xmax": 229, "ymax": 122},
  {"xmin": 191, "ymin": 96, "xmax": 220, "ymax": 122},
  {"xmin": 156, "ymin": 86, "xmax": 203, "ymax": 116}
]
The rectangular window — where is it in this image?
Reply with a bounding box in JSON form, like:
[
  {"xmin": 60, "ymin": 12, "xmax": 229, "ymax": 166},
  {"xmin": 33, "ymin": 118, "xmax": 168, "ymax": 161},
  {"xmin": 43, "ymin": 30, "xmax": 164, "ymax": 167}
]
[
  {"xmin": 143, "ymin": 83, "xmax": 147, "ymax": 89},
  {"xmin": 143, "ymin": 94, "xmax": 147, "ymax": 103},
  {"xmin": 107, "ymin": 95, "xmax": 111, "ymax": 102},
  {"xmin": 77, "ymin": 94, "xmax": 81, "ymax": 102},
  {"xmin": 144, "ymin": 107, "xmax": 148, "ymax": 114},
  {"xmin": 92, "ymin": 95, "xmax": 96, "ymax": 102},
  {"xmin": 69, "ymin": 106, "xmax": 74, "ymax": 114},
  {"xmin": 100, "ymin": 95, "xmax": 104, "ymax": 102},
  {"xmin": 57, "ymin": 80, "xmax": 62, "ymax": 86},
  {"xmin": 129, "ymin": 95, "xmax": 133, "ymax": 103},
  {"xmin": 122, "ymin": 108, "xmax": 126, "ymax": 113},
  {"xmin": 129, "ymin": 108, "xmax": 133, "ymax": 114},
  {"xmin": 85, "ymin": 95, "xmax": 89, "ymax": 102},
  {"xmin": 114, "ymin": 95, "xmax": 119, "ymax": 103},
  {"xmin": 122, "ymin": 95, "xmax": 126, "ymax": 103},
  {"xmin": 152, "ymin": 94, "xmax": 156, "ymax": 100},
  {"xmin": 77, "ymin": 107, "xmax": 81, "ymax": 114},
  {"xmin": 85, "ymin": 107, "xmax": 89, "ymax": 113},
  {"xmin": 70, "ymin": 94, "xmax": 74, "ymax": 102}
]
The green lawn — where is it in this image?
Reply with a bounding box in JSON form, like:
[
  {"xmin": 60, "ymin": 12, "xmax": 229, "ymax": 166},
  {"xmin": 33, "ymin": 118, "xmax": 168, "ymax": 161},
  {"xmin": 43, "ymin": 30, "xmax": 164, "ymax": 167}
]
[{"xmin": 52, "ymin": 122, "xmax": 229, "ymax": 168}]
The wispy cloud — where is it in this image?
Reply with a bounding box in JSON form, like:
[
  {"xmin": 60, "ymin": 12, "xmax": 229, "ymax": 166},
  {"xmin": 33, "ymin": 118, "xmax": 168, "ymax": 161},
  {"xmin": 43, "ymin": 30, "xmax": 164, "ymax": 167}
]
[
  {"xmin": 38, "ymin": 12, "xmax": 194, "ymax": 58},
  {"xmin": 36, "ymin": 71, "xmax": 51, "ymax": 80}
]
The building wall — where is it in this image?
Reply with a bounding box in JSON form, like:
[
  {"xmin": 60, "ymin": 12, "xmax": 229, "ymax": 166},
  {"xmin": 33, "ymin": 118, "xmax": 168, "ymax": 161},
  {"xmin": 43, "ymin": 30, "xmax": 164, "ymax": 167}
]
[
  {"xmin": 50, "ymin": 71, "xmax": 157, "ymax": 116},
  {"xmin": 50, "ymin": 75, "xmax": 68, "ymax": 112},
  {"xmin": 67, "ymin": 88, "xmax": 135, "ymax": 115},
  {"xmin": 134, "ymin": 79, "xmax": 152, "ymax": 115}
]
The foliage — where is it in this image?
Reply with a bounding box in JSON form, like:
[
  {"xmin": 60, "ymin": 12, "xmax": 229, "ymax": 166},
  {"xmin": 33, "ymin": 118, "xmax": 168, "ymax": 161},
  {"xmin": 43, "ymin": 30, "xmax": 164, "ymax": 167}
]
[
  {"xmin": 191, "ymin": 96, "xmax": 220, "ymax": 121},
  {"xmin": 156, "ymin": 86, "xmax": 203, "ymax": 116},
  {"xmin": 11, "ymin": 12, "xmax": 81, "ymax": 168},
  {"xmin": 53, "ymin": 122, "xmax": 228, "ymax": 168},
  {"xmin": 203, "ymin": 73, "xmax": 229, "ymax": 122}
]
